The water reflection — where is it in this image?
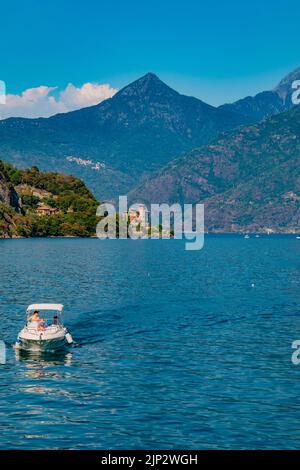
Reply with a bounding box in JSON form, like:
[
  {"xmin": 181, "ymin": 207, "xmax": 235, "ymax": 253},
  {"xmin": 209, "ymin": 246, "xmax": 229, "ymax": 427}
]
[{"xmin": 15, "ymin": 348, "xmax": 73, "ymax": 368}]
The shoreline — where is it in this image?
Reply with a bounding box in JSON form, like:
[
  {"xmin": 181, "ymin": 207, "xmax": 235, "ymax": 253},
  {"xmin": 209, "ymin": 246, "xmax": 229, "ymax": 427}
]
[{"xmin": 1, "ymin": 232, "xmax": 300, "ymax": 240}]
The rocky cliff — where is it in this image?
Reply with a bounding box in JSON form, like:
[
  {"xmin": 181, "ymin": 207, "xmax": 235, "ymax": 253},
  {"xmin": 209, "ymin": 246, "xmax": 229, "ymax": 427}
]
[{"xmin": 0, "ymin": 172, "xmax": 20, "ymax": 209}]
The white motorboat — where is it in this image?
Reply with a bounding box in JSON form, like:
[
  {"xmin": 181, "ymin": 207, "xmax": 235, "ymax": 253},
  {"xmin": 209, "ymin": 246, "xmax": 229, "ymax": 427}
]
[{"xmin": 15, "ymin": 304, "xmax": 73, "ymax": 352}]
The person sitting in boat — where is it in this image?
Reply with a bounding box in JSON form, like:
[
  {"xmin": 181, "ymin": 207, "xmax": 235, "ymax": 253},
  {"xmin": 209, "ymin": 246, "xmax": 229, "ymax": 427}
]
[
  {"xmin": 37, "ymin": 319, "xmax": 46, "ymax": 331},
  {"xmin": 28, "ymin": 311, "xmax": 45, "ymax": 330},
  {"xmin": 52, "ymin": 314, "xmax": 59, "ymax": 325},
  {"xmin": 28, "ymin": 310, "xmax": 40, "ymax": 325}
]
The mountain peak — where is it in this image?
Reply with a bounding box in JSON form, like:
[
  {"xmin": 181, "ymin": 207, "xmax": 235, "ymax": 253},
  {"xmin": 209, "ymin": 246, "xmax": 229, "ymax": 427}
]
[
  {"xmin": 116, "ymin": 72, "xmax": 178, "ymax": 99},
  {"xmin": 141, "ymin": 72, "xmax": 160, "ymax": 81},
  {"xmin": 274, "ymin": 66, "xmax": 300, "ymax": 101}
]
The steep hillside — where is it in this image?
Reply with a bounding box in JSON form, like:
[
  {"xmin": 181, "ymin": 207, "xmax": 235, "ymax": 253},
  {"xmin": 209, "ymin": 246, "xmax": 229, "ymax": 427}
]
[
  {"xmin": 128, "ymin": 107, "xmax": 300, "ymax": 233},
  {"xmin": 0, "ymin": 161, "xmax": 99, "ymax": 238}
]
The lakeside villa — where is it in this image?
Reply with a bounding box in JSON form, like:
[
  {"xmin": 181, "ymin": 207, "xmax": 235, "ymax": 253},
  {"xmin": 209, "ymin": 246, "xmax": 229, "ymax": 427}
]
[{"xmin": 36, "ymin": 204, "xmax": 59, "ymax": 217}]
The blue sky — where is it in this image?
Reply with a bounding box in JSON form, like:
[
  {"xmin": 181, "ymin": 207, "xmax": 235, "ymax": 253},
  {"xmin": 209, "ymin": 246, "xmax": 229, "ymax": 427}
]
[{"xmin": 0, "ymin": 0, "xmax": 299, "ymax": 113}]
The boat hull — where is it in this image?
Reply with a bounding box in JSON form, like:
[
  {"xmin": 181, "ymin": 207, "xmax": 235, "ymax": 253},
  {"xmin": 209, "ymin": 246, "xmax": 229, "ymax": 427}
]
[
  {"xmin": 16, "ymin": 336, "xmax": 69, "ymax": 352},
  {"xmin": 16, "ymin": 323, "xmax": 73, "ymax": 353}
]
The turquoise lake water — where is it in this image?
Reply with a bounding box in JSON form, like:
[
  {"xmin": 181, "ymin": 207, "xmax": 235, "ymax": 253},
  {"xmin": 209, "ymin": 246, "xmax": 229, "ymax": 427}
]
[{"xmin": 0, "ymin": 236, "xmax": 299, "ymax": 449}]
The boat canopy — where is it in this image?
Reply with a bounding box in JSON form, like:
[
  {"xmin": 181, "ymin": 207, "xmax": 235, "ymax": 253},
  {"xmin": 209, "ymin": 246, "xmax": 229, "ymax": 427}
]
[{"xmin": 26, "ymin": 303, "xmax": 64, "ymax": 313}]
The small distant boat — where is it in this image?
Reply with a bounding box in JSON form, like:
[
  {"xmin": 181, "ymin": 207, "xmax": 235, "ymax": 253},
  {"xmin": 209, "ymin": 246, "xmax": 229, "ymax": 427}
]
[
  {"xmin": 15, "ymin": 304, "xmax": 73, "ymax": 352},
  {"xmin": 255, "ymin": 234, "xmax": 260, "ymax": 238},
  {"xmin": 296, "ymin": 236, "xmax": 300, "ymax": 239},
  {"xmin": 244, "ymin": 234, "xmax": 250, "ymax": 239}
]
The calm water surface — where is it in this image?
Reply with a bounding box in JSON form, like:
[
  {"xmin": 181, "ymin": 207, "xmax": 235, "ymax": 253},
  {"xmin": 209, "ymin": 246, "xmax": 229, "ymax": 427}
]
[{"xmin": 0, "ymin": 236, "xmax": 299, "ymax": 449}]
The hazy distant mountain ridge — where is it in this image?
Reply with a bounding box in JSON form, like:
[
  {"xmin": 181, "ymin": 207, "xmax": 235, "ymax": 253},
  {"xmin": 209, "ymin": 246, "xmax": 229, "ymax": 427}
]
[{"xmin": 219, "ymin": 67, "xmax": 300, "ymax": 121}]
